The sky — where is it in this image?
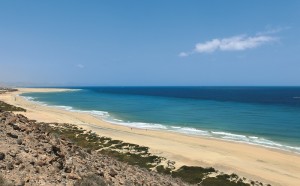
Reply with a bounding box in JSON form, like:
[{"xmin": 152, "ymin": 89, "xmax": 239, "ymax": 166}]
[{"xmin": 0, "ymin": 1, "xmax": 300, "ymax": 86}]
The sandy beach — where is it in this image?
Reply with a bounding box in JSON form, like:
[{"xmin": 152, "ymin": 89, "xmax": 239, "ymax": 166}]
[{"xmin": 1, "ymin": 88, "xmax": 300, "ymax": 186}]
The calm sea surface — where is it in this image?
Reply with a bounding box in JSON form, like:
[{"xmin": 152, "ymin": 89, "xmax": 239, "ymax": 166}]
[{"xmin": 22, "ymin": 87, "xmax": 300, "ymax": 153}]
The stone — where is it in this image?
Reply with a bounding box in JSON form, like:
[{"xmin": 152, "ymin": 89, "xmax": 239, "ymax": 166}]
[
  {"xmin": 29, "ymin": 160, "xmax": 35, "ymax": 165},
  {"xmin": 8, "ymin": 150, "xmax": 16, "ymax": 158},
  {"xmin": 67, "ymin": 173, "xmax": 81, "ymax": 180},
  {"xmin": 15, "ymin": 158, "xmax": 22, "ymax": 165},
  {"xmin": 0, "ymin": 152, "xmax": 5, "ymax": 160},
  {"xmin": 62, "ymin": 173, "xmax": 67, "ymax": 178},
  {"xmin": 52, "ymin": 145, "xmax": 61, "ymax": 156},
  {"xmin": 0, "ymin": 163, "xmax": 6, "ymax": 169},
  {"xmin": 6, "ymin": 132, "xmax": 18, "ymax": 138},
  {"xmin": 109, "ymin": 168, "xmax": 118, "ymax": 177},
  {"xmin": 6, "ymin": 162, "xmax": 14, "ymax": 170},
  {"xmin": 53, "ymin": 161, "xmax": 63, "ymax": 170},
  {"xmin": 97, "ymin": 171, "xmax": 104, "ymax": 177},
  {"xmin": 23, "ymin": 148, "xmax": 29, "ymax": 153},
  {"xmin": 64, "ymin": 166, "xmax": 72, "ymax": 173},
  {"xmin": 35, "ymin": 167, "xmax": 40, "ymax": 173},
  {"xmin": 13, "ymin": 124, "xmax": 21, "ymax": 131},
  {"xmin": 37, "ymin": 160, "xmax": 47, "ymax": 166},
  {"xmin": 19, "ymin": 164, "xmax": 25, "ymax": 171},
  {"xmin": 16, "ymin": 139, "xmax": 22, "ymax": 145},
  {"xmin": 86, "ymin": 148, "xmax": 92, "ymax": 154}
]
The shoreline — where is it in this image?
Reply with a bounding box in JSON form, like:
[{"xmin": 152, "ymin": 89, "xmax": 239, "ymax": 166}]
[
  {"xmin": 1, "ymin": 88, "xmax": 300, "ymax": 185},
  {"xmin": 18, "ymin": 95, "xmax": 300, "ymax": 155},
  {"xmin": 20, "ymin": 88, "xmax": 300, "ymax": 155}
]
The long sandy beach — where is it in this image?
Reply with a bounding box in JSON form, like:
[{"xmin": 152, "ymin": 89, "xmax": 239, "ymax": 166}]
[{"xmin": 1, "ymin": 88, "xmax": 300, "ymax": 186}]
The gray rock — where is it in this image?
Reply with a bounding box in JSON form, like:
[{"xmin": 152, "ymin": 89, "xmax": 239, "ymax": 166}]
[
  {"xmin": 13, "ymin": 124, "xmax": 21, "ymax": 131},
  {"xmin": 23, "ymin": 148, "xmax": 29, "ymax": 153},
  {"xmin": 0, "ymin": 163, "xmax": 6, "ymax": 169},
  {"xmin": 53, "ymin": 161, "xmax": 63, "ymax": 170},
  {"xmin": 8, "ymin": 150, "xmax": 16, "ymax": 157},
  {"xmin": 35, "ymin": 167, "xmax": 40, "ymax": 173},
  {"xmin": 37, "ymin": 160, "xmax": 47, "ymax": 166},
  {"xmin": 109, "ymin": 168, "xmax": 118, "ymax": 177},
  {"xmin": 16, "ymin": 138, "xmax": 22, "ymax": 145},
  {"xmin": 19, "ymin": 164, "xmax": 25, "ymax": 171},
  {"xmin": 6, "ymin": 132, "xmax": 18, "ymax": 139},
  {"xmin": 6, "ymin": 162, "xmax": 14, "ymax": 170},
  {"xmin": 86, "ymin": 148, "xmax": 92, "ymax": 154},
  {"xmin": 64, "ymin": 166, "xmax": 72, "ymax": 173},
  {"xmin": 15, "ymin": 158, "xmax": 22, "ymax": 165},
  {"xmin": 52, "ymin": 145, "xmax": 61, "ymax": 156},
  {"xmin": 97, "ymin": 171, "xmax": 104, "ymax": 177},
  {"xmin": 0, "ymin": 152, "xmax": 5, "ymax": 160},
  {"xmin": 29, "ymin": 160, "xmax": 35, "ymax": 165}
]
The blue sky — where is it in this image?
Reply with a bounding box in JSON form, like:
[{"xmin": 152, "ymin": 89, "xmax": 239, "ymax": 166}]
[{"xmin": 0, "ymin": 1, "xmax": 299, "ymax": 86}]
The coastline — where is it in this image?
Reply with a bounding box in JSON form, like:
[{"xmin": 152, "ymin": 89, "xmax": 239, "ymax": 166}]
[{"xmin": 1, "ymin": 88, "xmax": 300, "ymax": 185}]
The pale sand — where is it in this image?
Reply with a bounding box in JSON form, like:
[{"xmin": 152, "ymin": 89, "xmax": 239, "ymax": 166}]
[{"xmin": 1, "ymin": 88, "xmax": 300, "ymax": 186}]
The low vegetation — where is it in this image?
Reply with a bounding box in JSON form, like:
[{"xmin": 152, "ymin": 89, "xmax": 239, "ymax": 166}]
[
  {"xmin": 41, "ymin": 123, "xmax": 164, "ymax": 170},
  {"xmin": 172, "ymin": 166, "xmax": 216, "ymax": 184},
  {"xmin": 0, "ymin": 101, "xmax": 26, "ymax": 112}
]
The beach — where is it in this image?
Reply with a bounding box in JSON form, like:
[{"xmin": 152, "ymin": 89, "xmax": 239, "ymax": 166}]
[{"xmin": 1, "ymin": 88, "xmax": 300, "ymax": 186}]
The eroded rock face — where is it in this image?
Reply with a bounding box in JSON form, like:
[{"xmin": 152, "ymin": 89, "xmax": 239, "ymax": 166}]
[{"xmin": 0, "ymin": 111, "xmax": 188, "ymax": 186}]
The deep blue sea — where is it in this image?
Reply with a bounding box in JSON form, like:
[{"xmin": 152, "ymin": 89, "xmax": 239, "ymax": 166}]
[{"xmin": 22, "ymin": 87, "xmax": 300, "ymax": 153}]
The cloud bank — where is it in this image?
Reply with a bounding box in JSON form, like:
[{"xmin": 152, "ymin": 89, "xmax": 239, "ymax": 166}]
[{"xmin": 180, "ymin": 33, "xmax": 277, "ymax": 57}]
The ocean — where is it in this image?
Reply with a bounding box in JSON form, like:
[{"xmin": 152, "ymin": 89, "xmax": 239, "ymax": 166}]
[{"xmin": 22, "ymin": 87, "xmax": 300, "ymax": 153}]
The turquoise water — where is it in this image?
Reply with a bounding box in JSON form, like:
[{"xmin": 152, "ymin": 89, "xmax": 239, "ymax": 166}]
[{"xmin": 22, "ymin": 87, "xmax": 300, "ymax": 153}]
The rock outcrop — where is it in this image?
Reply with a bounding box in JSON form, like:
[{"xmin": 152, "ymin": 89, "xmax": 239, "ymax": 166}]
[{"xmin": 0, "ymin": 111, "xmax": 188, "ymax": 186}]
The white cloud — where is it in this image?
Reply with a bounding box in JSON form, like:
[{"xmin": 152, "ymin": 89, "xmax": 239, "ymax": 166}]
[
  {"xmin": 180, "ymin": 33, "xmax": 277, "ymax": 57},
  {"xmin": 257, "ymin": 26, "xmax": 290, "ymax": 35},
  {"xmin": 178, "ymin": 52, "xmax": 189, "ymax": 57},
  {"xmin": 195, "ymin": 39, "xmax": 220, "ymax": 53},
  {"xmin": 76, "ymin": 64, "xmax": 84, "ymax": 68},
  {"xmin": 218, "ymin": 35, "xmax": 275, "ymax": 51}
]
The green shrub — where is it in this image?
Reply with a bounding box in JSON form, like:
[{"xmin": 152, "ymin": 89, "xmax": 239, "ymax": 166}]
[
  {"xmin": 0, "ymin": 101, "xmax": 26, "ymax": 112},
  {"xmin": 201, "ymin": 177, "xmax": 251, "ymax": 186},
  {"xmin": 172, "ymin": 166, "xmax": 216, "ymax": 184},
  {"xmin": 156, "ymin": 165, "xmax": 172, "ymax": 174}
]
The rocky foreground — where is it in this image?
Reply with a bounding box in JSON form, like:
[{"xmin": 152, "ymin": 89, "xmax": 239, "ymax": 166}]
[{"xmin": 0, "ymin": 111, "xmax": 188, "ymax": 186}]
